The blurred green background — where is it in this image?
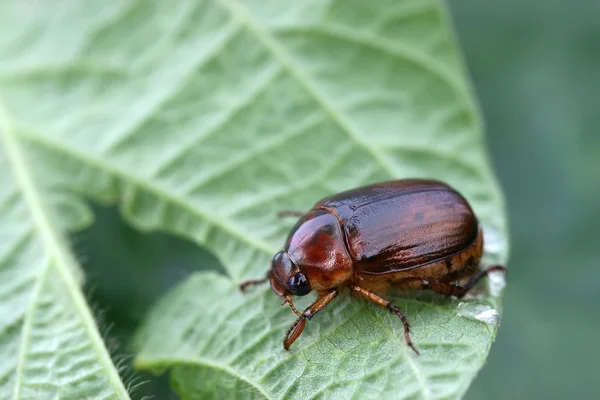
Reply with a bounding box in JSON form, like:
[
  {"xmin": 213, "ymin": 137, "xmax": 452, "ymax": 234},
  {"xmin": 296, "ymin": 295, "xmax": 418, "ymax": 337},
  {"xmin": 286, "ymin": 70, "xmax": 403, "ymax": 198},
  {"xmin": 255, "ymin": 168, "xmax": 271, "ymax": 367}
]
[
  {"xmin": 76, "ymin": 1, "xmax": 599, "ymax": 399},
  {"xmin": 451, "ymin": 1, "xmax": 600, "ymax": 399}
]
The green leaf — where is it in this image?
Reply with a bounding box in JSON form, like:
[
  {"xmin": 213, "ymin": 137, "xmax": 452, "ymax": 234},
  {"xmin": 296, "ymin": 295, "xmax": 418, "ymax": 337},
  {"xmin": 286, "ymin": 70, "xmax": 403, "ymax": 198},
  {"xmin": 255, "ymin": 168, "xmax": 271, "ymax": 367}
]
[
  {"xmin": 0, "ymin": 0, "xmax": 508, "ymax": 399},
  {"xmin": 0, "ymin": 117, "xmax": 129, "ymax": 397}
]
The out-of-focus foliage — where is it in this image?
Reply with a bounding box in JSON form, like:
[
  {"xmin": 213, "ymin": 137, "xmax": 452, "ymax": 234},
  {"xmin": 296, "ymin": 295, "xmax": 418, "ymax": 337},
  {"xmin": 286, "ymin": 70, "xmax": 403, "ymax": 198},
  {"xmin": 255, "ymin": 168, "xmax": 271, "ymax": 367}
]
[{"xmin": 449, "ymin": 1, "xmax": 600, "ymax": 399}]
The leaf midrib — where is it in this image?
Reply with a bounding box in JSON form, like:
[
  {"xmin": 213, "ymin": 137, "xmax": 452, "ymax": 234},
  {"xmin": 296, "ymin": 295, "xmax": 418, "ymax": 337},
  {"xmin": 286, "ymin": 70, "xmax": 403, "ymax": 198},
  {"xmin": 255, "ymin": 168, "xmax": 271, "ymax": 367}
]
[{"xmin": 0, "ymin": 99, "xmax": 130, "ymax": 399}]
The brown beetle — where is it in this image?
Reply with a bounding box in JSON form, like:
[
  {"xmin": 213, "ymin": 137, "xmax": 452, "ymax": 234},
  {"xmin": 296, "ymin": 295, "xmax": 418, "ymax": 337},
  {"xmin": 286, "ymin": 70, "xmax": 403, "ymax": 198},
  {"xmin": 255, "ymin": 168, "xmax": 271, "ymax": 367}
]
[{"xmin": 240, "ymin": 179, "xmax": 505, "ymax": 354}]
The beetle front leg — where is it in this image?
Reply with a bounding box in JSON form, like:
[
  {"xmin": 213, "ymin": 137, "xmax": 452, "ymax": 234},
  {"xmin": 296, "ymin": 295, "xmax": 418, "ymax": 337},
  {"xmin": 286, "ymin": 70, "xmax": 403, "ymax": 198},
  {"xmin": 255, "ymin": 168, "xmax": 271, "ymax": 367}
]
[
  {"xmin": 284, "ymin": 289, "xmax": 338, "ymax": 350},
  {"xmin": 349, "ymin": 284, "xmax": 419, "ymax": 355}
]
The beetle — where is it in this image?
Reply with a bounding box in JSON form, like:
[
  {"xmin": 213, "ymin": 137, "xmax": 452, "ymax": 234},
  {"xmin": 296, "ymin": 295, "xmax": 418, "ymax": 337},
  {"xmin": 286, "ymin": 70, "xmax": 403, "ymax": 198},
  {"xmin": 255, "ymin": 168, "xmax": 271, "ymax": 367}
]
[{"xmin": 239, "ymin": 179, "xmax": 506, "ymax": 354}]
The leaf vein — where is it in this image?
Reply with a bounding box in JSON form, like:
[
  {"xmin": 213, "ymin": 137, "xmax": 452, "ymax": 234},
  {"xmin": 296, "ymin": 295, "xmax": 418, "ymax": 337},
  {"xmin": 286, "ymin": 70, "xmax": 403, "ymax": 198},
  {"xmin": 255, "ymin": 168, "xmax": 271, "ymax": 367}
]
[
  {"xmin": 11, "ymin": 260, "xmax": 50, "ymax": 400},
  {"xmin": 100, "ymin": 21, "xmax": 242, "ymax": 154},
  {"xmin": 272, "ymin": 23, "xmax": 468, "ymax": 103},
  {"xmin": 148, "ymin": 65, "xmax": 286, "ymax": 180},
  {"xmin": 370, "ymin": 311, "xmax": 431, "ymax": 400},
  {"xmin": 224, "ymin": 142, "xmax": 354, "ymax": 217},
  {"xmin": 213, "ymin": 0, "xmax": 400, "ymax": 178},
  {"xmin": 136, "ymin": 356, "xmax": 272, "ymax": 400},
  {"xmin": 0, "ymin": 100, "xmax": 130, "ymax": 399},
  {"xmin": 0, "ymin": 226, "xmax": 34, "ymax": 269},
  {"xmin": 16, "ymin": 129, "xmax": 275, "ymax": 262},
  {"xmin": 183, "ymin": 112, "xmax": 327, "ymax": 196}
]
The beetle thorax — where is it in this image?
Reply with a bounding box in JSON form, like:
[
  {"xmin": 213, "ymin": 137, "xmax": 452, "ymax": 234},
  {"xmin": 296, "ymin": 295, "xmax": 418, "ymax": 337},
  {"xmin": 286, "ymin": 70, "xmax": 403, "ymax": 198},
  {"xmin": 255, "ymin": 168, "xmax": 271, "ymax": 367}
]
[{"xmin": 285, "ymin": 210, "xmax": 353, "ymax": 291}]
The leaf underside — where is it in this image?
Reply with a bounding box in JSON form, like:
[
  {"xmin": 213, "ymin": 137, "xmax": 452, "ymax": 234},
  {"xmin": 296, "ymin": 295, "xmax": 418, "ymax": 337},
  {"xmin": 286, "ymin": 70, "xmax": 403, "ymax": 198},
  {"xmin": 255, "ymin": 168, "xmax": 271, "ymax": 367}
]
[{"xmin": 0, "ymin": 0, "xmax": 508, "ymax": 399}]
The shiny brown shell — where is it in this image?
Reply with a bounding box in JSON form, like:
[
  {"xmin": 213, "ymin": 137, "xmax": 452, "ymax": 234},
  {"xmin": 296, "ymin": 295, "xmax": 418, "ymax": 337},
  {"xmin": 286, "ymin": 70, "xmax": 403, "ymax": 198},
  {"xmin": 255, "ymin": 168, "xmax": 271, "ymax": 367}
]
[{"xmin": 313, "ymin": 179, "xmax": 479, "ymax": 275}]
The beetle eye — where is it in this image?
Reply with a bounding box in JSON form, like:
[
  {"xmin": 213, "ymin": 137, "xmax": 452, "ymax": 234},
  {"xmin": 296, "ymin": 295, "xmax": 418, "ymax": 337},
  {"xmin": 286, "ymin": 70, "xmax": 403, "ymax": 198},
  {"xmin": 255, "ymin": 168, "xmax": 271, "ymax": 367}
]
[{"xmin": 287, "ymin": 273, "xmax": 310, "ymax": 296}]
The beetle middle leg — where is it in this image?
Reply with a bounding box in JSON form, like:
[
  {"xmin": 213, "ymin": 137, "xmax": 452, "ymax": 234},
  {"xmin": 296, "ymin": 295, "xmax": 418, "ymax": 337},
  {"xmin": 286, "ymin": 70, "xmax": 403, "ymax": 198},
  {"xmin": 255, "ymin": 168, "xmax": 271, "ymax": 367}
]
[
  {"xmin": 277, "ymin": 210, "xmax": 304, "ymax": 218},
  {"xmin": 284, "ymin": 289, "xmax": 338, "ymax": 350},
  {"xmin": 348, "ymin": 284, "xmax": 419, "ymax": 355},
  {"xmin": 239, "ymin": 277, "xmax": 268, "ymax": 292}
]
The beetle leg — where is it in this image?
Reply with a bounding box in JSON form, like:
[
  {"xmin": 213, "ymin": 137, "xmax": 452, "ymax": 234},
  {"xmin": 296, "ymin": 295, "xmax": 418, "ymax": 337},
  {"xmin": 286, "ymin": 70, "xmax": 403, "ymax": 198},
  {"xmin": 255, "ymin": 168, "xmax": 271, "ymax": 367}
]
[
  {"xmin": 421, "ymin": 264, "xmax": 507, "ymax": 298},
  {"xmin": 283, "ymin": 289, "xmax": 338, "ymax": 350},
  {"xmin": 349, "ymin": 284, "xmax": 419, "ymax": 355},
  {"xmin": 420, "ymin": 280, "xmax": 468, "ymax": 298},
  {"xmin": 302, "ymin": 290, "xmax": 339, "ymax": 320},
  {"xmin": 277, "ymin": 210, "xmax": 304, "ymax": 218},
  {"xmin": 239, "ymin": 277, "xmax": 268, "ymax": 292},
  {"xmin": 461, "ymin": 265, "xmax": 506, "ymax": 294},
  {"xmin": 283, "ymin": 295, "xmax": 302, "ymax": 317}
]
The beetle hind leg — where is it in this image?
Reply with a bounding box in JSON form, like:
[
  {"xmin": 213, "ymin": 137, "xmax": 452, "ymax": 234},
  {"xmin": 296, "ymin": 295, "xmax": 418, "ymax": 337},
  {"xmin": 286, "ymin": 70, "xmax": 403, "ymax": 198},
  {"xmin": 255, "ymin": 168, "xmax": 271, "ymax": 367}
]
[
  {"xmin": 418, "ymin": 264, "xmax": 507, "ymax": 298},
  {"xmin": 461, "ymin": 265, "xmax": 506, "ymax": 295},
  {"xmin": 421, "ymin": 280, "xmax": 468, "ymax": 298},
  {"xmin": 348, "ymin": 284, "xmax": 419, "ymax": 355}
]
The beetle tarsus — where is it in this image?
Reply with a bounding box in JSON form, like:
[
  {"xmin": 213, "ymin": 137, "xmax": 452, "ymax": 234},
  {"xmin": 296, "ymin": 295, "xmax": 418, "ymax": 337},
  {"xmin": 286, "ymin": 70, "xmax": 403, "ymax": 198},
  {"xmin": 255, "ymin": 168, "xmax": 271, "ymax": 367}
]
[
  {"xmin": 386, "ymin": 302, "xmax": 420, "ymax": 355},
  {"xmin": 277, "ymin": 210, "xmax": 305, "ymax": 219},
  {"xmin": 413, "ymin": 264, "xmax": 507, "ymax": 298},
  {"xmin": 349, "ymin": 284, "xmax": 419, "ymax": 355},
  {"xmin": 239, "ymin": 278, "xmax": 268, "ymax": 292},
  {"xmin": 459, "ymin": 264, "xmax": 507, "ymax": 297}
]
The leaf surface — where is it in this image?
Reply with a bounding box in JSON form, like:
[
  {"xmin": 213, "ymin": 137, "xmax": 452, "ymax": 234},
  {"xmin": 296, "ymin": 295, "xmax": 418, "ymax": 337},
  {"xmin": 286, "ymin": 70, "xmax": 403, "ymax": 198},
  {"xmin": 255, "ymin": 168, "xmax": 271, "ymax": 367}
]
[
  {"xmin": 0, "ymin": 0, "xmax": 508, "ymax": 399},
  {"xmin": 0, "ymin": 104, "xmax": 129, "ymax": 398}
]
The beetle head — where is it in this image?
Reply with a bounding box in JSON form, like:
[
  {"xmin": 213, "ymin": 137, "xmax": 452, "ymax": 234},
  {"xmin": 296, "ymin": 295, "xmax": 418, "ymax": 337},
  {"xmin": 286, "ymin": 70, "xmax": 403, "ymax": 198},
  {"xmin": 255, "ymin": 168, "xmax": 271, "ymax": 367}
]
[{"xmin": 269, "ymin": 250, "xmax": 311, "ymax": 297}]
